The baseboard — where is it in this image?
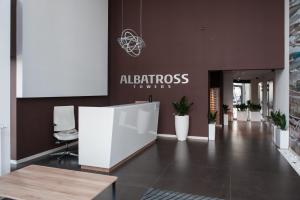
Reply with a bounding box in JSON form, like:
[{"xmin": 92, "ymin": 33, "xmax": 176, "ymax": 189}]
[
  {"xmin": 187, "ymin": 136, "xmax": 209, "ymax": 140},
  {"xmin": 157, "ymin": 134, "xmax": 177, "ymax": 138},
  {"xmin": 10, "ymin": 141, "xmax": 78, "ymax": 165},
  {"xmin": 81, "ymin": 140, "xmax": 156, "ymax": 173},
  {"xmin": 157, "ymin": 134, "xmax": 208, "ymax": 141}
]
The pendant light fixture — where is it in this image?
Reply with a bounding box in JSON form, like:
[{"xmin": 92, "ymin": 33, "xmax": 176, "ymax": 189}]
[{"xmin": 117, "ymin": 0, "xmax": 145, "ymax": 57}]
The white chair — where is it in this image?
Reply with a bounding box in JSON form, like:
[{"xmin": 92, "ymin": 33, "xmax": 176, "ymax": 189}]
[{"xmin": 51, "ymin": 106, "xmax": 78, "ymax": 160}]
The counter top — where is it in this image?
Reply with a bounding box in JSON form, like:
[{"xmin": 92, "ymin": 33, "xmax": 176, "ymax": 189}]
[{"xmin": 80, "ymin": 101, "xmax": 159, "ymax": 109}]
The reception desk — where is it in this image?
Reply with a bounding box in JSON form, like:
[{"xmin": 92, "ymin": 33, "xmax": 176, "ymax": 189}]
[{"xmin": 79, "ymin": 102, "xmax": 160, "ymax": 172}]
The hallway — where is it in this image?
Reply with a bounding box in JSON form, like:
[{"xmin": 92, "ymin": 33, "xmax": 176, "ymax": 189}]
[{"xmin": 13, "ymin": 122, "xmax": 300, "ymax": 200}]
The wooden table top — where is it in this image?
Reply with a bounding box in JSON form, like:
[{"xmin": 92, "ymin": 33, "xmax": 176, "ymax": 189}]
[{"xmin": 0, "ymin": 165, "xmax": 117, "ymax": 200}]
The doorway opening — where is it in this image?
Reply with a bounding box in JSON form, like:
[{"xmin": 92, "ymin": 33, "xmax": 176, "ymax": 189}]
[
  {"xmin": 209, "ymin": 70, "xmax": 276, "ymax": 127},
  {"xmin": 208, "ymin": 71, "xmax": 223, "ymax": 126}
]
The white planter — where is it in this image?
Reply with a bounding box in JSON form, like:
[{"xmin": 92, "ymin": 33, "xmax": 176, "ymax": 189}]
[
  {"xmin": 175, "ymin": 115, "xmax": 189, "ymax": 141},
  {"xmin": 237, "ymin": 111, "xmax": 248, "ymax": 121},
  {"xmin": 275, "ymin": 128, "xmax": 289, "ymax": 149},
  {"xmin": 272, "ymin": 124, "xmax": 277, "ymax": 144},
  {"xmin": 249, "ymin": 111, "xmax": 261, "ymax": 122},
  {"xmin": 223, "ymin": 114, "xmax": 228, "ymax": 126},
  {"xmin": 208, "ymin": 123, "xmax": 216, "ymax": 140}
]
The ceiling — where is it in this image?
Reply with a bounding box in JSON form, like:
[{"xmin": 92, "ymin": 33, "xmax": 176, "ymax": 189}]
[{"xmin": 230, "ymin": 70, "xmax": 275, "ymax": 80}]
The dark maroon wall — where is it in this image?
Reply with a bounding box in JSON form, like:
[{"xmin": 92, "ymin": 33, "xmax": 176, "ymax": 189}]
[
  {"xmin": 12, "ymin": 0, "xmax": 284, "ymax": 160},
  {"xmin": 16, "ymin": 97, "xmax": 109, "ymax": 160},
  {"xmin": 109, "ymin": 0, "xmax": 284, "ymax": 137}
]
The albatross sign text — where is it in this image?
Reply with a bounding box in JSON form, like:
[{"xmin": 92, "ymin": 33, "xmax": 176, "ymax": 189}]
[{"xmin": 120, "ymin": 74, "xmax": 190, "ymax": 89}]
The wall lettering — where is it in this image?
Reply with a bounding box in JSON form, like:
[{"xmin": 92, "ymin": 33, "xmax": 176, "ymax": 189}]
[{"xmin": 120, "ymin": 74, "xmax": 189, "ymax": 89}]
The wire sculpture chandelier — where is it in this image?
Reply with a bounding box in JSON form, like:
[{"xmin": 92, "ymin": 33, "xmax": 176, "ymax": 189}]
[{"xmin": 117, "ymin": 0, "xmax": 145, "ymax": 57}]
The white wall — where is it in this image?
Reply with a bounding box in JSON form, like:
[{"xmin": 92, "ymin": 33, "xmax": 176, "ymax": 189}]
[
  {"xmin": 0, "ymin": 0, "xmax": 11, "ymax": 175},
  {"xmin": 274, "ymin": 0, "xmax": 289, "ymax": 122},
  {"xmin": 17, "ymin": 0, "xmax": 108, "ymax": 98},
  {"xmin": 244, "ymin": 83, "xmax": 251, "ymax": 103},
  {"xmin": 275, "ymin": 70, "xmax": 289, "ymax": 118}
]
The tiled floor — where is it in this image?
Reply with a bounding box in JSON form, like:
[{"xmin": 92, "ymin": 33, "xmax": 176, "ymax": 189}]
[{"xmin": 12, "ymin": 121, "xmax": 300, "ymax": 200}]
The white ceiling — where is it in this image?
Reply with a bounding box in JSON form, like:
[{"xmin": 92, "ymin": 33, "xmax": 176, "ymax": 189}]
[{"xmin": 230, "ymin": 70, "xmax": 275, "ymax": 80}]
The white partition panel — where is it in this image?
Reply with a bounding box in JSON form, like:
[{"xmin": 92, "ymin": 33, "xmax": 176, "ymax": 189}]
[
  {"xmin": 0, "ymin": 126, "xmax": 10, "ymax": 176},
  {"xmin": 17, "ymin": 0, "xmax": 108, "ymax": 97}
]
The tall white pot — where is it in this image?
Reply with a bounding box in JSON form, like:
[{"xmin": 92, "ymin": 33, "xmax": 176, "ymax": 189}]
[
  {"xmin": 175, "ymin": 115, "xmax": 189, "ymax": 141},
  {"xmin": 249, "ymin": 111, "xmax": 261, "ymax": 122},
  {"xmin": 237, "ymin": 111, "xmax": 248, "ymax": 121},
  {"xmin": 275, "ymin": 128, "xmax": 289, "ymax": 149},
  {"xmin": 209, "ymin": 123, "xmax": 216, "ymax": 140},
  {"xmin": 223, "ymin": 114, "xmax": 229, "ymax": 126}
]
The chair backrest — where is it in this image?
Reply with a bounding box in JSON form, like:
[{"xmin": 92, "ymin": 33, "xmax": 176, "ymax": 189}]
[{"xmin": 53, "ymin": 106, "xmax": 75, "ymax": 132}]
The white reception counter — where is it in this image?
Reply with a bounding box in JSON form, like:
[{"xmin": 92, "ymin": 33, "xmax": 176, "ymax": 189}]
[{"xmin": 79, "ymin": 102, "xmax": 160, "ymax": 172}]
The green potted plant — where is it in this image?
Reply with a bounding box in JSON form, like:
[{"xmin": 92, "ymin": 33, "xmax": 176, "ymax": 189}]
[
  {"xmin": 172, "ymin": 96, "xmax": 193, "ymax": 141},
  {"xmin": 222, "ymin": 104, "xmax": 230, "ymax": 126},
  {"xmin": 275, "ymin": 111, "xmax": 289, "ymax": 149},
  {"xmin": 208, "ymin": 111, "xmax": 217, "ymax": 140},
  {"xmin": 235, "ymin": 103, "xmax": 248, "ymax": 121},
  {"xmin": 248, "ymin": 101, "xmax": 262, "ymax": 122}
]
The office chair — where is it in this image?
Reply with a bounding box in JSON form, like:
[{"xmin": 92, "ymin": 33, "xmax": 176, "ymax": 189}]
[{"xmin": 51, "ymin": 106, "xmax": 78, "ymax": 160}]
